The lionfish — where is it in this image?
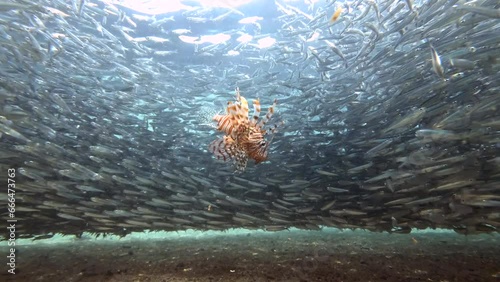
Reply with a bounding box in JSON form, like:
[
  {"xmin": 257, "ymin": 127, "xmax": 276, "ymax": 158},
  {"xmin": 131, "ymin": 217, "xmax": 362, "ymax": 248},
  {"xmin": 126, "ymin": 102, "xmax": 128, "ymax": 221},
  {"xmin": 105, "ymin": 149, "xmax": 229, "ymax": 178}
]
[{"xmin": 209, "ymin": 87, "xmax": 280, "ymax": 172}]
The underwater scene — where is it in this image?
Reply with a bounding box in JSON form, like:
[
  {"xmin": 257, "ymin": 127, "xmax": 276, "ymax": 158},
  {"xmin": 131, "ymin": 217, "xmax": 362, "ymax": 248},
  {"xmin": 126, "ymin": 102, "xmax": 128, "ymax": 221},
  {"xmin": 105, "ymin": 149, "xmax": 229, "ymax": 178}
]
[{"xmin": 0, "ymin": 0, "xmax": 499, "ymax": 281}]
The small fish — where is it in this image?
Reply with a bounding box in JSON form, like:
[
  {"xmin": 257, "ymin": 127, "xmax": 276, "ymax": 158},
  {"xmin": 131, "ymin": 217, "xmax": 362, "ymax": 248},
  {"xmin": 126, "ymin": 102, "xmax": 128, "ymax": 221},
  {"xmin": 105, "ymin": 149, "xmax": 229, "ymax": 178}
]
[
  {"xmin": 171, "ymin": 29, "xmax": 191, "ymax": 35},
  {"xmin": 330, "ymin": 7, "xmax": 343, "ymax": 23},
  {"xmin": 383, "ymin": 107, "xmax": 426, "ymax": 135},
  {"xmin": 0, "ymin": 123, "xmax": 30, "ymax": 143},
  {"xmin": 239, "ymin": 16, "xmax": 263, "ymax": 24},
  {"xmin": 415, "ymin": 129, "xmax": 461, "ymax": 142},
  {"xmin": 146, "ymin": 36, "xmax": 169, "ymax": 43},
  {"xmin": 449, "ymin": 58, "xmax": 475, "ymax": 70},
  {"xmin": 0, "ymin": 1, "xmax": 31, "ymax": 11},
  {"xmin": 405, "ymin": 0, "xmax": 413, "ymax": 11},
  {"xmin": 78, "ymin": 0, "xmax": 85, "ymax": 16},
  {"xmin": 324, "ymin": 40, "xmax": 347, "ymax": 67},
  {"xmin": 456, "ymin": 5, "xmax": 500, "ymax": 19},
  {"xmin": 430, "ymin": 43, "xmax": 445, "ymax": 79}
]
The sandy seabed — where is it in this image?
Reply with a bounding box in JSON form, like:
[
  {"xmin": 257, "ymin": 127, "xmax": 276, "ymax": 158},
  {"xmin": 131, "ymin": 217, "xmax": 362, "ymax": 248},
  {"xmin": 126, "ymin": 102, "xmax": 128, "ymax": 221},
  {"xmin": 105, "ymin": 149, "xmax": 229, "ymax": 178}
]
[{"xmin": 3, "ymin": 229, "xmax": 499, "ymax": 282}]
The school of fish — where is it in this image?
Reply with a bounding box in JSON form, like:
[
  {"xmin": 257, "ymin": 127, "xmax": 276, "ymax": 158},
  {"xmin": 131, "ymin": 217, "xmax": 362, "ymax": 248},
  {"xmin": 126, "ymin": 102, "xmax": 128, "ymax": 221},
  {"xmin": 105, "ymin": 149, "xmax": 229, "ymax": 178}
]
[{"xmin": 0, "ymin": 0, "xmax": 499, "ymax": 239}]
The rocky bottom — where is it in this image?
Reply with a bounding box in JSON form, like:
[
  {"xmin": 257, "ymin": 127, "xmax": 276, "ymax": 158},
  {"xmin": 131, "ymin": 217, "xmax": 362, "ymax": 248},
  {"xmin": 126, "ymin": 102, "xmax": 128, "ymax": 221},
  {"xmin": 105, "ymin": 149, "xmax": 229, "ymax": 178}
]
[{"xmin": 3, "ymin": 229, "xmax": 499, "ymax": 282}]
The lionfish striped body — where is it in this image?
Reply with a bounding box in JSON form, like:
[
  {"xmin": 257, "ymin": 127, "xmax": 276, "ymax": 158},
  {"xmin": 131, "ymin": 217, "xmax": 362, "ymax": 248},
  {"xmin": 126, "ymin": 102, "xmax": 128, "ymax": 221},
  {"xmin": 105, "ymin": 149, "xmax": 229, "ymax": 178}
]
[{"xmin": 209, "ymin": 88, "xmax": 280, "ymax": 172}]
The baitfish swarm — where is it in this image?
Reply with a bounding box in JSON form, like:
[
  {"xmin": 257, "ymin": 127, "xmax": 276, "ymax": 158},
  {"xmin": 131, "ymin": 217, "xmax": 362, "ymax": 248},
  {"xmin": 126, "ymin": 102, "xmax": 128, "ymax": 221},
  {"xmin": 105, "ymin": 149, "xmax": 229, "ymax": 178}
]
[{"xmin": 209, "ymin": 88, "xmax": 280, "ymax": 172}]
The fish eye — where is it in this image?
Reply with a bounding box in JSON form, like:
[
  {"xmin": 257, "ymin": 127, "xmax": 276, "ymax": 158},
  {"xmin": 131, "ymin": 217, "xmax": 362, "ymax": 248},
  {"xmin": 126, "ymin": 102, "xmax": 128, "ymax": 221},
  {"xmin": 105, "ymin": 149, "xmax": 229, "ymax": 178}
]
[{"xmin": 260, "ymin": 141, "xmax": 267, "ymax": 147}]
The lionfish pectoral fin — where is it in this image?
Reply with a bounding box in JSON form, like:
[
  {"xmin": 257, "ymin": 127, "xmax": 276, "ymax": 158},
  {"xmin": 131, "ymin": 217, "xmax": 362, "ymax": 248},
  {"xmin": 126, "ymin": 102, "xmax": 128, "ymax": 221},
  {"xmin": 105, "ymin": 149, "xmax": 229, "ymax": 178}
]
[{"xmin": 209, "ymin": 136, "xmax": 236, "ymax": 162}]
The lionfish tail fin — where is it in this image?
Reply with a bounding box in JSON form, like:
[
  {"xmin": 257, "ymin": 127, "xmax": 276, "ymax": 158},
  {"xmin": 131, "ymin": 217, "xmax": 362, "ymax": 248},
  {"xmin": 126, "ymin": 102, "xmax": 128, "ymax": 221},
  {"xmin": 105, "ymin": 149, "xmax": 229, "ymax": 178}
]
[{"xmin": 198, "ymin": 106, "xmax": 222, "ymax": 128}]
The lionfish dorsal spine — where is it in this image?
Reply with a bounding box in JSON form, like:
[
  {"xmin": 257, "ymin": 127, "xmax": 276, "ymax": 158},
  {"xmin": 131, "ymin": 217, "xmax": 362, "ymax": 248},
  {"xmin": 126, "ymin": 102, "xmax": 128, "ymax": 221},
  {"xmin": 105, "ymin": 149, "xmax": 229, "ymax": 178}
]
[
  {"xmin": 257, "ymin": 99, "xmax": 277, "ymax": 129},
  {"xmin": 250, "ymin": 99, "xmax": 260, "ymax": 126},
  {"xmin": 236, "ymin": 95, "xmax": 249, "ymax": 123}
]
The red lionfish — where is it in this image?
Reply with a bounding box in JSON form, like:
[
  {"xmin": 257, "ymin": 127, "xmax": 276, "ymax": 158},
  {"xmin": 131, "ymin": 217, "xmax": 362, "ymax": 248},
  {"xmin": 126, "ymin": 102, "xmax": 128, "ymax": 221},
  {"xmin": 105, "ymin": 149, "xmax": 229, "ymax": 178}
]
[{"xmin": 209, "ymin": 87, "xmax": 281, "ymax": 172}]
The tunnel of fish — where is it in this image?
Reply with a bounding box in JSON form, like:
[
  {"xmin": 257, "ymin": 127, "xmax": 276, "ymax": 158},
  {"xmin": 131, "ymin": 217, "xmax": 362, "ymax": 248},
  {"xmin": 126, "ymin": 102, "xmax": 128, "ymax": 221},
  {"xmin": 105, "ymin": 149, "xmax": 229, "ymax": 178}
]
[{"xmin": 0, "ymin": 0, "xmax": 499, "ymax": 239}]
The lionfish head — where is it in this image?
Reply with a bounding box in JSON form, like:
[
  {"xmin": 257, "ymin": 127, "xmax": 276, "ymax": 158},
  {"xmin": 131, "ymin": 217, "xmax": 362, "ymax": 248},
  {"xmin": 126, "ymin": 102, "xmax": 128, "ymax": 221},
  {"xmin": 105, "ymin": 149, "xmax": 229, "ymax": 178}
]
[{"xmin": 253, "ymin": 139, "xmax": 270, "ymax": 164}]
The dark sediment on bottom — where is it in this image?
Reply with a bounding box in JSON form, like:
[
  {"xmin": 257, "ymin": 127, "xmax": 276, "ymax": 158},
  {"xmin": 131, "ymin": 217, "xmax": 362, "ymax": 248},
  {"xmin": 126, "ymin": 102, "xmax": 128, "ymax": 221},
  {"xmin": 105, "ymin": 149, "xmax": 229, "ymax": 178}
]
[{"xmin": 3, "ymin": 229, "xmax": 499, "ymax": 282}]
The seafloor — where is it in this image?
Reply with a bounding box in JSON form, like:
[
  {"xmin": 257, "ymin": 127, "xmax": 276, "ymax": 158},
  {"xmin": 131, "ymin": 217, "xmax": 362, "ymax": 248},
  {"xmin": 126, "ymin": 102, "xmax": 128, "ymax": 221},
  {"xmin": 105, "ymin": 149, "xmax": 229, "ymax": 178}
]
[{"xmin": 3, "ymin": 228, "xmax": 499, "ymax": 282}]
